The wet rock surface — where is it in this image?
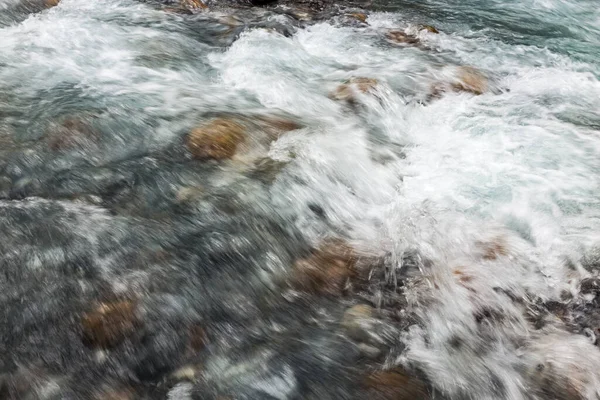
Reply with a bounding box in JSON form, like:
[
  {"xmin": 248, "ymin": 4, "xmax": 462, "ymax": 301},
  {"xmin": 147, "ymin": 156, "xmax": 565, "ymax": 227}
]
[
  {"xmin": 81, "ymin": 300, "xmax": 140, "ymax": 349},
  {"xmin": 386, "ymin": 30, "xmax": 420, "ymax": 45},
  {"xmin": 364, "ymin": 368, "xmax": 431, "ymax": 400},
  {"xmin": 187, "ymin": 118, "xmax": 246, "ymax": 160}
]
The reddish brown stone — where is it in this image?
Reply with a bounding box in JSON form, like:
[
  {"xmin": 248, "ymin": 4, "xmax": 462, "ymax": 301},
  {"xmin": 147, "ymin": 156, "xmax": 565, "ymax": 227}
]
[
  {"xmin": 364, "ymin": 368, "xmax": 430, "ymax": 399},
  {"xmin": 81, "ymin": 300, "xmax": 139, "ymax": 348},
  {"xmin": 418, "ymin": 25, "xmax": 439, "ymax": 34},
  {"xmin": 453, "ymin": 66, "xmax": 488, "ymax": 95},
  {"xmin": 331, "ymin": 77, "xmax": 379, "ymax": 103},
  {"xmin": 187, "ymin": 118, "xmax": 246, "ymax": 160},
  {"xmin": 428, "ymin": 66, "xmax": 489, "ymax": 100},
  {"xmin": 290, "ymin": 239, "xmax": 360, "ymax": 295},
  {"xmin": 189, "ymin": 325, "xmax": 207, "ymax": 352},
  {"xmin": 257, "ymin": 116, "xmax": 303, "ymax": 137},
  {"xmin": 348, "ymin": 12, "xmax": 367, "ymax": 23},
  {"xmin": 182, "ymin": 0, "xmax": 206, "ymax": 8}
]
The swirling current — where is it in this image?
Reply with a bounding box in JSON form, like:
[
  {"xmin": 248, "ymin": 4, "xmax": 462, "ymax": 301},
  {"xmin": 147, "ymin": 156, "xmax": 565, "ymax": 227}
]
[{"xmin": 1, "ymin": 0, "xmax": 600, "ymax": 399}]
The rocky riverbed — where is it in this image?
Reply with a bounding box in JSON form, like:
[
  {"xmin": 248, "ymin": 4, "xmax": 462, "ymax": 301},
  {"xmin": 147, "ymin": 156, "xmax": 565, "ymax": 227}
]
[{"xmin": 1, "ymin": 0, "xmax": 600, "ymax": 399}]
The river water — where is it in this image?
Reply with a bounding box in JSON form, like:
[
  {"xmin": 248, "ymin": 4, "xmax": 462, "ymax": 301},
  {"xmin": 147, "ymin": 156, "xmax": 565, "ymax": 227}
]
[{"xmin": 1, "ymin": 0, "xmax": 600, "ymax": 399}]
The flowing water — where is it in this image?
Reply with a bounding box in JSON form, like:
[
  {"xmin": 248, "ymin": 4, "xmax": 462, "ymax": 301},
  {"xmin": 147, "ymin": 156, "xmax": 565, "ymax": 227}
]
[{"xmin": 1, "ymin": 0, "xmax": 600, "ymax": 399}]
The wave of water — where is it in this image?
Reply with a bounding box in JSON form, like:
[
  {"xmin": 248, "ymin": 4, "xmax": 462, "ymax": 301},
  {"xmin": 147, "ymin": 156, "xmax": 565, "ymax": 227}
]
[{"xmin": 1, "ymin": 0, "xmax": 600, "ymax": 399}]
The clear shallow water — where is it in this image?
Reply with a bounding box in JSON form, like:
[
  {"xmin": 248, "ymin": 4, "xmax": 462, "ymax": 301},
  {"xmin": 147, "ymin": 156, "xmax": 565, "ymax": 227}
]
[{"xmin": 1, "ymin": 0, "xmax": 600, "ymax": 399}]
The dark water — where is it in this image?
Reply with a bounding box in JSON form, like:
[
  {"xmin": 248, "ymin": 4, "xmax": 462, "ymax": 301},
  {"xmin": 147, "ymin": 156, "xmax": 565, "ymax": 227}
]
[{"xmin": 1, "ymin": 0, "xmax": 600, "ymax": 399}]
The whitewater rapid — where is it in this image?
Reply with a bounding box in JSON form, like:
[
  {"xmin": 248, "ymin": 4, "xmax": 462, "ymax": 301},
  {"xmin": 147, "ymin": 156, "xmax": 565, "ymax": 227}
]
[{"xmin": 1, "ymin": 0, "xmax": 600, "ymax": 399}]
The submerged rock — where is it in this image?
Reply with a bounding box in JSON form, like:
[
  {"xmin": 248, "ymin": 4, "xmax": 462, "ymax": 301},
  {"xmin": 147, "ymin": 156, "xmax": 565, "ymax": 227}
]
[
  {"xmin": 341, "ymin": 304, "xmax": 375, "ymax": 342},
  {"xmin": 188, "ymin": 324, "xmax": 207, "ymax": 352},
  {"xmin": 429, "ymin": 66, "xmax": 489, "ymax": 99},
  {"xmin": 184, "ymin": 113, "xmax": 301, "ymax": 167},
  {"xmin": 46, "ymin": 114, "xmax": 100, "ymax": 151},
  {"xmin": 331, "ymin": 77, "xmax": 379, "ymax": 103},
  {"xmin": 186, "ymin": 118, "xmax": 246, "ymax": 160},
  {"xmin": 81, "ymin": 300, "xmax": 140, "ymax": 348},
  {"xmin": 289, "ymin": 239, "xmax": 361, "ymax": 296},
  {"xmin": 477, "ymin": 236, "xmax": 509, "ymax": 260},
  {"xmin": 180, "ymin": 0, "xmax": 207, "ymax": 9},
  {"xmin": 453, "ymin": 66, "xmax": 488, "ymax": 95},
  {"xmin": 526, "ymin": 332, "xmax": 600, "ymax": 400},
  {"xmin": 386, "ymin": 30, "xmax": 420, "ymax": 45},
  {"xmin": 250, "ymin": 157, "xmax": 289, "ymax": 183},
  {"xmin": 254, "ymin": 114, "xmax": 303, "ymax": 142},
  {"xmin": 17, "ymin": 0, "xmax": 60, "ymax": 12},
  {"xmin": 0, "ymin": 369, "xmax": 62, "ymax": 400},
  {"xmin": 348, "ymin": 12, "xmax": 367, "ymax": 23},
  {"xmin": 418, "ymin": 24, "xmax": 439, "ymax": 34},
  {"xmin": 364, "ymin": 368, "xmax": 431, "ymax": 400},
  {"xmin": 338, "ymin": 11, "xmax": 369, "ymax": 26},
  {"xmin": 164, "ymin": 0, "xmax": 207, "ymax": 14},
  {"xmin": 176, "ymin": 185, "xmax": 205, "ymax": 204}
]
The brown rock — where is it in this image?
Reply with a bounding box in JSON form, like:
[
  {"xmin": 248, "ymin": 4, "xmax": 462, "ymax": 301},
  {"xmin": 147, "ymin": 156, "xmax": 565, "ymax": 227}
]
[
  {"xmin": 285, "ymin": 8, "xmax": 314, "ymax": 21},
  {"xmin": 348, "ymin": 12, "xmax": 367, "ymax": 23},
  {"xmin": 187, "ymin": 118, "xmax": 246, "ymax": 160},
  {"xmin": 260, "ymin": 116, "xmax": 302, "ymax": 131},
  {"xmin": 331, "ymin": 77, "xmax": 379, "ymax": 103},
  {"xmin": 256, "ymin": 115, "xmax": 303, "ymax": 140},
  {"xmin": 180, "ymin": 0, "xmax": 207, "ymax": 11},
  {"xmin": 386, "ymin": 30, "xmax": 420, "ymax": 45},
  {"xmin": 479, "ymin": 236, "xmax": 508, "ymax": 260},
  {"xmin": 47, "ymin": 115, "xmax": 100, "ymax": 151},
  {"xmin": 418, "ymin": 24, "xmax": 439, "ymax": 34},
  {"xmin": 452, "ymin": 66, "xmax": 488, "ymax": 95},
  {"xmin": 176, "ymin": 185, "xmax": 204, "ymax": 204},
  {"xmin": 427, "ymin": 83, "xmax": 448, "ymax": 101},
  {"xmin": 189, "ymin": 325, "xmax": 207, "ymax": 352},
  {"xmin": 290, "ymin": 239, "xmax": 359, "ymax": 295},
  {"xmin": 364, "ymin": 368, "xmax": 430, "ymax": 400},
  {"xmin": 341, "ymin": 304, "xmax": 375, "ymax": 342},
  {"xmin": 81, "ymin": 300, "xmax": 139, "ymax": 348},
  {"xmin": 453, "ymin": 268, "xmax": 474, "ymax": 284},
  {"xmin": 44, "ymin": 0, "xmax": 60, "ymax": 7},
  {"xmin": 532, "ymin": 362, "xmax": 586, "ymax": 400},
  {"xmin": 428, "ymin": 66, "xmax": 489, "ymax": 100},
  {"xmin": 349, "ymin": 77, "xmax": 379, "ymax": 93}
]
